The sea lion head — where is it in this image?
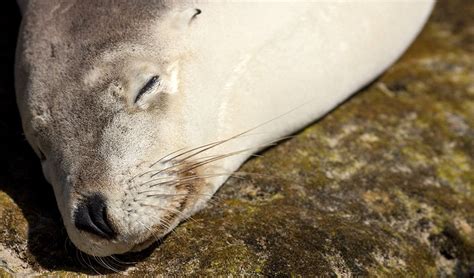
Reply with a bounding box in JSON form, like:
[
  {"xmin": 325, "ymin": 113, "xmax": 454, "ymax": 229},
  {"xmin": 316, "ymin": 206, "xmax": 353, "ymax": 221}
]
[{"xmin": 15, "ymin": 1, "xmax": 225, "ymax": 257}]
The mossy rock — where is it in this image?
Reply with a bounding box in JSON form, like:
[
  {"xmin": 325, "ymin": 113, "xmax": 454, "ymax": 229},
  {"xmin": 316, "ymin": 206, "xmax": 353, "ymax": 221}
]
[{"xmin": 0, "ymin": 0, "xmax": 473, "ymax": 276}]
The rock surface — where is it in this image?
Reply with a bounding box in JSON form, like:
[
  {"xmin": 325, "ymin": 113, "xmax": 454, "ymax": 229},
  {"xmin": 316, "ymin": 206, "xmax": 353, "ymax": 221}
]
[{"xmin": 0, "ymin": 1, "xmax": 473, "ymax": 276}]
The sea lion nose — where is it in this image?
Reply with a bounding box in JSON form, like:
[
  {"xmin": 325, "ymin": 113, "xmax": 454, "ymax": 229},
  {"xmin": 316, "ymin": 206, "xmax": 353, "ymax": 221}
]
[{"xmin": 74, "ymin": 194, "xmax": 116, "ymax": 239}]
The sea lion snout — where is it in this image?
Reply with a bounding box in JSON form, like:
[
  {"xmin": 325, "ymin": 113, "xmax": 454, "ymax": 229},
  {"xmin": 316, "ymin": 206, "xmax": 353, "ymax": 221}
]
[{"xmin": 64, "ymin": 158, "xmax": 198, "ymax": 256}]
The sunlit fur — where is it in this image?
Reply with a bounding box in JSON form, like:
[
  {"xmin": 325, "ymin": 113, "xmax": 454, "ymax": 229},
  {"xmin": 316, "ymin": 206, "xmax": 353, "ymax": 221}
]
[{"xmin": 15, "ymin": 0, "xmax": 434, "ymax": 257}]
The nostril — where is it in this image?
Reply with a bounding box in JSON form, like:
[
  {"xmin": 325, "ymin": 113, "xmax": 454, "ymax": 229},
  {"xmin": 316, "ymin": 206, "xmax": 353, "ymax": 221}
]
[{"xmin": 74, "ymin": 194, "xmax": 116, "ymax": 239}]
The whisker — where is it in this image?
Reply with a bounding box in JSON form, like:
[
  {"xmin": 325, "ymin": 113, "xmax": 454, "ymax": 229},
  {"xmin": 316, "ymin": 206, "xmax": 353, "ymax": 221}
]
[
  {"xmin": 141, "ymin": 203, "xmax": 200, "ymax": 225},
  {"xmin": 136, "ymin": 219, "xmax": 161, "ymax": 244},
  {"xmin": 155, "ymin": 132, "xmax": 267, "ymax": 167},
  {"xmin": 129, "ymin": 168, "xmax": 173, "ymax": 182},
  {"xmin": 169, "ymin": 139, "xmax": 236, "ymax": 164},
  {"xmin": 148, "ymin": 216, "xmax": 188, "ymax": 245},
  {"xmin": 147, "ymin": 162, "xmax": 183, "ymax": 178},
  {"xmin": 136, "ymin": 134, "xmax": 290, "ymax": 182},
  {"xmin": 162, "ymin": 139, "xmax": 228, "ymax": 164},
  {"xmin": 167, "ymin": 130, "xmax": 293, "ymax": 165},
  {"xmin": 133, "ymin": 176, "xmax": 178, "ymax": 189},
  {"xmin": 140, "ymin": 192, "xmax": 213, "ymax": 198},
  {"xmin": 102, "ymin": 256, "xmax": 122, "ymax": 273},
  {"xmin": 176, "ymin": 149, "xmax": 257, "ymax": 174},
  {"xmin": 82, "ymin": 251, "xmax": 101, "ymax": 275},
  {"xmin": 133, "ymin": 170, "xmax": 260, "ymax": 193},
  {"xmin": 144, "ymin": 130, "xmax": 284, "ymax": 179},
  {"xmin": 149, "ymin": 147, "xmax": 188, "ymax": 168},
  {"xmin": 176, "ymin": 136, "xmax": 293, "ymax": 174},
  {"xmin": 94, "ymin": 256, "xmax": 107, "ymax": 273},
  {"xmin": 76, "ymin": 249, "xmax": 87, "ymax": 270},
  {"xmin": 93, "ymin": 255, "xmax": 105, "ymax": 275},
  {"xmin": 141, "ymin": 192, "xmax": 223, "ymax": 207},
  {"xmin": 138, "ymin": 209, "xmax": 199, "ymax": 246},
  {"xmin": 79, "ymin": 251, "xmax": 90, "ymax": 272},
  {"xmin": 133, "ymin": 209, "xmax": 188, "ymax": 246},
  {"xmin": 141, "ymin": 172, "xmax": 246, "ymax": 190},
  {"xmin": 109, "ymin": 255, "xmax": 136, "ymax": 265},
  {"xmin": 63, "ymin": 236, "xmax": 71, "ymax": 254}
]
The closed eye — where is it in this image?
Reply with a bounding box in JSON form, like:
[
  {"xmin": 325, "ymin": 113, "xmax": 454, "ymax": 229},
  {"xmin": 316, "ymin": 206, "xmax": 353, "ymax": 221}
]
[{"xmin": 135, "ymin": 75, "xmax": 160, "ymax": 104}]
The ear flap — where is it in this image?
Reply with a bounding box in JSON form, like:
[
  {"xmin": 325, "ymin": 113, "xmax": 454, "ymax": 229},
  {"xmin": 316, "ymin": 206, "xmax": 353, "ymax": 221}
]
[
  {"xmin": 171, "ymin": 8, "xmax": 201, "ymax": 30},
  {"xmin": 190, "ymin": 8, "xmax": 201, "ymax": 22}
]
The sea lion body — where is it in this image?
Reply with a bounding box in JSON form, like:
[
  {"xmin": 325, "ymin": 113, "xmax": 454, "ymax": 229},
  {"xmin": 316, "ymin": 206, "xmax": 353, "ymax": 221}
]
[{"xmin": 15, "ymin": 0, "xmax": 434, "ymax": 256}]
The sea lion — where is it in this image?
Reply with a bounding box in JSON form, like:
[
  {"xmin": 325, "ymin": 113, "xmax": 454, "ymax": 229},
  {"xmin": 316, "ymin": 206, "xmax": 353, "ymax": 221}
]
[{"xmin": 15, "ymin": 0, "xmax": 434, "ymax": 257}]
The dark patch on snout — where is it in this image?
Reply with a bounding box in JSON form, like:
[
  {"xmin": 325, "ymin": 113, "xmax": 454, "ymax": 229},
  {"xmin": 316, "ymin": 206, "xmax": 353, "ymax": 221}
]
[{"xmin": 74, "ymin": 194, "xmax": 117, "ymax": 239}]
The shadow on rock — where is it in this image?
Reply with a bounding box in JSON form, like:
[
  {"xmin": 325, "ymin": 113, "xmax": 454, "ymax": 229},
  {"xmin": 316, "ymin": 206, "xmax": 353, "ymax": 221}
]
[{"xmin": 0, "ymin": 2, "xmax": 154, "ymax": 274}]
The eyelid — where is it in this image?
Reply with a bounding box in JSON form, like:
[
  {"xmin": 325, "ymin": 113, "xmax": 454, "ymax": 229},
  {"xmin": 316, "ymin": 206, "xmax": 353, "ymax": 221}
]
[{"xmin": 134, "ymin": 75, "xmax": 160, "ymax": 104}]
